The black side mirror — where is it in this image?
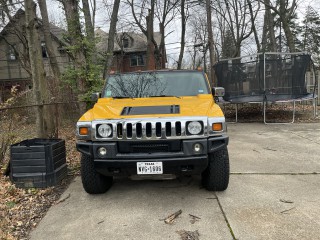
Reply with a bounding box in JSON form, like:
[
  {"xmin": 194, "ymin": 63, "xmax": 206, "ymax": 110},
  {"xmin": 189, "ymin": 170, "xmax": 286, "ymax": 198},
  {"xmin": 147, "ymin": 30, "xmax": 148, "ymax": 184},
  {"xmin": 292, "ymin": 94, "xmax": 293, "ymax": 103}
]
[
  {"xmin": 91, "ymin": 92, "xmax": 101, "ymax": 102},
  {"xmin": 212, "ymin": 87, "xmax": 225, "ymax": 97}
]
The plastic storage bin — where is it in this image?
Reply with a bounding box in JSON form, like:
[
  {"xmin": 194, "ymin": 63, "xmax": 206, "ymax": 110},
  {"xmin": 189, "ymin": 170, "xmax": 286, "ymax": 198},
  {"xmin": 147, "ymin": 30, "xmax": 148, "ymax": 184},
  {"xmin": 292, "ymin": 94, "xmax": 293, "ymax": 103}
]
[{"xmin": 10, "ymin": 138, "xmax": 67, "ymax": 188}]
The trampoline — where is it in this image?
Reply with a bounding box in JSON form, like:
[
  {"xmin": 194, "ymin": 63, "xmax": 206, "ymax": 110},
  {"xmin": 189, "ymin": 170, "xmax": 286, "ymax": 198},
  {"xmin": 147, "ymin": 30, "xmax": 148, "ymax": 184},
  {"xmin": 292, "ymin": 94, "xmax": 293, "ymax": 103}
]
[{"xmin": 214, "ymin": 52, "xmax": 318, "ymax": 123}]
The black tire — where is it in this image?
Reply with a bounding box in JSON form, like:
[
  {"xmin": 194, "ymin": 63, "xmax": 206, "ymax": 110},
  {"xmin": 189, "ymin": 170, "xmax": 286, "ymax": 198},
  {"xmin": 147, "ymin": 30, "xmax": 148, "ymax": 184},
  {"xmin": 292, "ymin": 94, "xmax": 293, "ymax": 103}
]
[
  {"xmin": 81, "ymin": 154, "xmax": 113, "ymax": 194},
  {"xmin": 201, "ymin": 146, "xmax": 229, "ymax": 191}
]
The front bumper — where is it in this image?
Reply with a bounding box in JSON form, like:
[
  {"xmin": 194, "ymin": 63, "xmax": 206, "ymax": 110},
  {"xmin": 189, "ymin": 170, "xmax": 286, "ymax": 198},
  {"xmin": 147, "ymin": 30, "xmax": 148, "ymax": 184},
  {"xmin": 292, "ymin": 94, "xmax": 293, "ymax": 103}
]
[{"xmin": 76, "ymin": 136, "xmax": 228, "ymax": 176}]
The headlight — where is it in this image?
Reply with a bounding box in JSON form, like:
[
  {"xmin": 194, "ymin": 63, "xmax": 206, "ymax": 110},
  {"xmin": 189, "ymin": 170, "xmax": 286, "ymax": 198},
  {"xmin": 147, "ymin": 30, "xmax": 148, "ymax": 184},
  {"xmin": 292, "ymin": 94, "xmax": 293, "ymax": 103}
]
[
  {"xmin": 187, "ymin": 121, "xmax": 202, "ymax": 135},
  {"xmin": 97, "ymin": 124, "xmax": 112, "ymax": 137}
]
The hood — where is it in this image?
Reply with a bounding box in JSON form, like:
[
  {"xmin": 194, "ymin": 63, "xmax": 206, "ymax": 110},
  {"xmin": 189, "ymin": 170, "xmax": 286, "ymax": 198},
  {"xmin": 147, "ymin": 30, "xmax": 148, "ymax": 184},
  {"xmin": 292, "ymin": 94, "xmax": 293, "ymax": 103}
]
[{"xmin": 79, "ymin": 94, "xmax": 224, "ymax": 121}]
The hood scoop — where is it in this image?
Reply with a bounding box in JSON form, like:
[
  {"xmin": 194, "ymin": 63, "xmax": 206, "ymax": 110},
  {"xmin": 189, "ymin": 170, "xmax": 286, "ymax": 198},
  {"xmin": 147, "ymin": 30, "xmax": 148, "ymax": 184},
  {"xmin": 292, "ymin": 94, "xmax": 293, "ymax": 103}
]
[{"xmin": 121, "ymin": 105, "xmax": 180, "ymax": 115}]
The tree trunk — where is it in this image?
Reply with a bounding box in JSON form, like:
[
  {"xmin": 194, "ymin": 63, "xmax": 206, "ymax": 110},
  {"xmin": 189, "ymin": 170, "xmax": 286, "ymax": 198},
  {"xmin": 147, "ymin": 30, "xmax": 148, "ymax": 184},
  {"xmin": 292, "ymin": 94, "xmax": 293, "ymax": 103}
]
[
  {"xmin": 159, "ymin": 22, "xmax": 166, "ymax": 69},
  {"xmin": 82, "ymin": 0, "xmax": 96, "ymax": 63},
  {"xmin": 206, "ymin": 0, "xmax": 216, "ymax": 85},
  {"xmin": 266, "ymin": 3, "xmax": 277, "ymax": 52},
  {"xmin": 177, "ymin": 0, "xmax": 186, "ymax": 70},
  {"xmin": 145, "ymin": 0, "xmax": 155, "ymax": 70},
  {"xmin": 38, "ymin": 0, "xmax": 61, "ymax": 82},
  {"xmin": 103, "ymin": 0, "xmax": 120, "ymax": 78},
  {"xmin": 25, "ymin": 0, "xmax": 57, "ymax": 138},
  {"xmin": 61, "ymin": 0, "xmax": 86, "ymax": 99},
  {"xmin": 281, "ymin": 17, "xmax": 295, "ymax": 52},
  {"xmin": 247, "ymin": 0, "xmax": 260, "ymax": 52}
]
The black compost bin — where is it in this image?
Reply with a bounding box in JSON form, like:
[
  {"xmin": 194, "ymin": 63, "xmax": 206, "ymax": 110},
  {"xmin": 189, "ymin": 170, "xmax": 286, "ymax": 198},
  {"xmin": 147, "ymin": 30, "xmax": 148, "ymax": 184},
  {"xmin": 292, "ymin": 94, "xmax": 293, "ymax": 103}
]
[{"xmin": 10, "ymin": 138, "xmax": 67, "ymax": 188}]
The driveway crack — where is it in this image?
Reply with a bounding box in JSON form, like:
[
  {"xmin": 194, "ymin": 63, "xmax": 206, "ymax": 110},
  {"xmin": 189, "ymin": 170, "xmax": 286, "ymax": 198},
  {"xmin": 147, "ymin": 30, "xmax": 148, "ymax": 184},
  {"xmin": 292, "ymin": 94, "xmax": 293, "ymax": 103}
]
[{"xmin": 214, "ymin": 192, "xmax": 237, "ymax": 240}]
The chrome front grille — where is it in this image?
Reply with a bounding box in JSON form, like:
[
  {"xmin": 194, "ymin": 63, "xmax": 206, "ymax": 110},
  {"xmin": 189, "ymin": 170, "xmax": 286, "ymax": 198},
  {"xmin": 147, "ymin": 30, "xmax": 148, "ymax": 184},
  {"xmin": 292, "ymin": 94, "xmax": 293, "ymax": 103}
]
[{"xmin": 92, "ymin": 117, "xmax": 208, "ymax": 141}]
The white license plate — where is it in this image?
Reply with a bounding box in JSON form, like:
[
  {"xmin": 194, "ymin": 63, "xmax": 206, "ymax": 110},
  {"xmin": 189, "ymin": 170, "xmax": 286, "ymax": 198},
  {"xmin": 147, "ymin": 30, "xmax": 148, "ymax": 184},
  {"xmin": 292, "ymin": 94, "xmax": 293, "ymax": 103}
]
[{"xmin": 137, "ymin": 162, "xmax": 163, "ymax": 174}]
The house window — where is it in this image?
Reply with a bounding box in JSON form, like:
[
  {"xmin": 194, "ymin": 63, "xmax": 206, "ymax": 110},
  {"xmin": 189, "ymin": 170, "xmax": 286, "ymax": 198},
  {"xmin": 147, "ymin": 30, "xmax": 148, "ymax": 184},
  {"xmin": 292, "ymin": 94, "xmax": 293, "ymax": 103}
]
[
  {"xmin": 122, "ymin": 38, "xmax": 129, "ymax": 48},
  {"xmin": 41, "ymin": 42, "xmax": 48, "ymax": 58},
  {"xmin": 130, "ymin": 54, "xmax": 144, "ymax": 67},
  {"xmin": 8, "ymin": 46, "xmax": 16, "ymax": 61}
]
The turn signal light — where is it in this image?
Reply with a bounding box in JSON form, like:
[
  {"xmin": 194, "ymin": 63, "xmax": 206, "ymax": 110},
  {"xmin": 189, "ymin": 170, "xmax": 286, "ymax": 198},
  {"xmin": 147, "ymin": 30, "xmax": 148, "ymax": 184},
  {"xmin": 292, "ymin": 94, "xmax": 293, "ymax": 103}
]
[
  {"xmin": 79, "ymin": 127, "xmax": 89, "ymax": 135},
  {"xmin": 212, "ymin": 123, "xmax": 223, "ymax": 131}
]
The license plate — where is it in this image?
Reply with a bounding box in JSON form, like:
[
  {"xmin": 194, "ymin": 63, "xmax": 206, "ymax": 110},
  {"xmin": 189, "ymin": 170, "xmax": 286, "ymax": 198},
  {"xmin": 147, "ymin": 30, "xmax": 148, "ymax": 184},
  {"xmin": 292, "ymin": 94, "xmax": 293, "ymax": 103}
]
[{"xmin": 137, "ymin": 162, "xmax": 163, "ymax": 174}]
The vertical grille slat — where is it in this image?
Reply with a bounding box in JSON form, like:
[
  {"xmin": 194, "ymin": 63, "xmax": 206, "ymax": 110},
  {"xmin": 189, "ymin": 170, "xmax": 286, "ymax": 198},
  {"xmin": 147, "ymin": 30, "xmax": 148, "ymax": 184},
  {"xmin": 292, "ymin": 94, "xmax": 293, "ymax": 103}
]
[
  {"xmin": 175, "ymin": 122, "xmax": 181, "ymax": 136},
  {"xmin": 127, "ymin": 123, "xmax": 132, "ymax": 138},
  {"xmin": 166, "ymin": 122, "xmax": 172, "ymax": 137},
  {"xmin": 136, "ymin": 123, "xmax": 142, "ymax": 138},
  {"xmin": 156, "ymin": 122, "xmax": 162, "ymax": 137},
  {"xmin": 146, "ymin": 122, "xmax": 152, "ymax": 137}
]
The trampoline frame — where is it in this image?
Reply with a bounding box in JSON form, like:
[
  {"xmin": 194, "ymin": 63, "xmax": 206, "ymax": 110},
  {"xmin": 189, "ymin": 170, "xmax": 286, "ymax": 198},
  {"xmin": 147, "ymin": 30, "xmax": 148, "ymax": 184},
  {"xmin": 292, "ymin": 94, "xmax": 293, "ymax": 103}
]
[{"xmin": 217, "ymin": 52, "xmax": 318, "ymax": 124}]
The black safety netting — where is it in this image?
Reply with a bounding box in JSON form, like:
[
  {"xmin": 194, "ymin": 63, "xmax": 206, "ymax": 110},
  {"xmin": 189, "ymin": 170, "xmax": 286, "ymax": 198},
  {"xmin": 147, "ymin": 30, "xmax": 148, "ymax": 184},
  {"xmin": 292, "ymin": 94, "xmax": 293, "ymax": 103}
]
[{"xmin": 214, "ymin": 53, "xmax": 312, "ymax": 103}]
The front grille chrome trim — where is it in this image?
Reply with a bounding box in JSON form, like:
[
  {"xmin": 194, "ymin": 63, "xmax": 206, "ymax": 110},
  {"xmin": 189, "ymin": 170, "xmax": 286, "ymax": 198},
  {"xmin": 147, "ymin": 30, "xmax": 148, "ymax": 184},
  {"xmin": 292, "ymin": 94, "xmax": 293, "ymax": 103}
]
[{"xmin": 91, "ymin": 117, "xmax": 209, "ymax": 141}]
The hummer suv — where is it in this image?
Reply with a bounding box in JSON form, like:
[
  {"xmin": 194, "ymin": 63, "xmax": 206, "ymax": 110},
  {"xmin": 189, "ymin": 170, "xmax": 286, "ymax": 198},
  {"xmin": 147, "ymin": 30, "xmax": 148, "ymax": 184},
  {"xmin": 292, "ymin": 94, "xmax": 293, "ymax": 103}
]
[{"xmin": 76, "ymin": 70, "xmax": 229, "ymax": 194}]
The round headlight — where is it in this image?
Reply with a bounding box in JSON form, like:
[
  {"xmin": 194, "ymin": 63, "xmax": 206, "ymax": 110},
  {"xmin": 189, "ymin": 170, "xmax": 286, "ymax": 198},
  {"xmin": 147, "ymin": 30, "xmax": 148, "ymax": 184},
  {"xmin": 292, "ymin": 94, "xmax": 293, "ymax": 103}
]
[
  {"xmin": 97, "ymin": 124, "xmax": 112, "ymax": 137},
  {"xmin": 187, "ymin": 121, "xmax": 202, "ymax": 135}
]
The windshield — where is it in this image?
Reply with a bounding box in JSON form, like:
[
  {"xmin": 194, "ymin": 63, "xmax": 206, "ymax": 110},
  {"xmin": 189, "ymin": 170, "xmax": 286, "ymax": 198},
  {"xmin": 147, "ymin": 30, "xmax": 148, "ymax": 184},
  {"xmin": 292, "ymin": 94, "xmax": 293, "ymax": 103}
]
[{"xmin": 103, "ymin": 71, "xmax": 210, "ymax": 98}]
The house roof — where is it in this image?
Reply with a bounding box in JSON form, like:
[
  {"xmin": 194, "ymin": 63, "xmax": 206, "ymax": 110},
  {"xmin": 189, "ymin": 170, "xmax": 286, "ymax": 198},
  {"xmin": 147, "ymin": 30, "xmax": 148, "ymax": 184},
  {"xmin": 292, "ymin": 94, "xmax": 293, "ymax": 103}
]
[
  {"xmin": 0, "ymin": 9, "xmax": 67, "ymax": 45},
  {"xmin": 95, "ymin": 28, "xmax": 162, "ymax": 54}
]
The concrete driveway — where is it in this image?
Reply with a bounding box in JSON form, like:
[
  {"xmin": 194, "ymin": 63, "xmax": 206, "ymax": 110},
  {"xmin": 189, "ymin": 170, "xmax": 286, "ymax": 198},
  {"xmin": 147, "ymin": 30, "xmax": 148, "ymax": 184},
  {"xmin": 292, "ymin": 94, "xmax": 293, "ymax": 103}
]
[{"xmin": 30, "ymin": 123, "xmax": 320, "ymax": 240}]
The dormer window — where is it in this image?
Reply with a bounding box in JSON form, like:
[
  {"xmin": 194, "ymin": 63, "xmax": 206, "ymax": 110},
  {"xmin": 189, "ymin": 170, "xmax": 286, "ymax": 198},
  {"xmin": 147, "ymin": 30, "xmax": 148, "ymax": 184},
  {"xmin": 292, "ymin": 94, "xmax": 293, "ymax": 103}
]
[{"xmin": 122, "ymin": 38, "xmax": 129, "ymax": 48}]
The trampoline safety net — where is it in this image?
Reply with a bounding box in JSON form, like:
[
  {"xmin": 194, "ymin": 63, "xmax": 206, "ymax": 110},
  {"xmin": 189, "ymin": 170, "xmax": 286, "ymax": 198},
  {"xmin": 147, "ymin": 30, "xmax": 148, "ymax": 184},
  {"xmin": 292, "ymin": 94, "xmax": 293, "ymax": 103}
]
[{"xmin": 214, "ymin": 53, "xmax": 312, "ymax": 103}]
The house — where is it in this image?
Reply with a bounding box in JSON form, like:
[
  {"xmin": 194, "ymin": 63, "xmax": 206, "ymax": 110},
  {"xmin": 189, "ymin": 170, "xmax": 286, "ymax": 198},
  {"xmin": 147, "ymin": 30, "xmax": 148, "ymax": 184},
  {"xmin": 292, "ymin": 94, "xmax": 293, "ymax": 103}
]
[
  {"xmin": 95, "ymin": 29, "xmax": 166, "ymax": 73},
  {"xmin": 0, "ymin": 10, "xmax": 167, "ymax": 102},
  {"xmin": 0, "ymin": 9, "xmax": 70, "ymax": 102}
]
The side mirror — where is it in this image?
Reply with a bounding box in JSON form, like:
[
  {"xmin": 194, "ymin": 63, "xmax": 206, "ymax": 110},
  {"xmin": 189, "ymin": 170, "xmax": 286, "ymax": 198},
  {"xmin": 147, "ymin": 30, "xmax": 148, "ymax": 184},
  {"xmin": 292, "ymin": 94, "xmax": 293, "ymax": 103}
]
[
  {"xmin": 212, "ymin": 87, "xmax": 225, "ymax": 97},
  {"xmin": 91, "ymin": 92, "xmax": 101, "ymax": 102}
]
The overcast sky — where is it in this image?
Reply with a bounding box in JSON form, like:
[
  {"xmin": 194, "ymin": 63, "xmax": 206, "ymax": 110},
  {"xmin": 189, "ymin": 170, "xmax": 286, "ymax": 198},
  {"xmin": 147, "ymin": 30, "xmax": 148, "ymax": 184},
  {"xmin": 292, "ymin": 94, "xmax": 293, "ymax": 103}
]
[{"xmin": 46, "ymin": 0, "xmax": 320, "ymax": 65}]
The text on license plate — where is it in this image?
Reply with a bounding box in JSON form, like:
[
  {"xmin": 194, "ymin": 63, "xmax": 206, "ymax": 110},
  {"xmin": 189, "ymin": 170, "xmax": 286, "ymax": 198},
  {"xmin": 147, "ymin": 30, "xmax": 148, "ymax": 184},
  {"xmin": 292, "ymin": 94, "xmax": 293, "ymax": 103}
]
[{"xmin": 137, "ymin": 162, "xmax": 163, "ymax": 174}]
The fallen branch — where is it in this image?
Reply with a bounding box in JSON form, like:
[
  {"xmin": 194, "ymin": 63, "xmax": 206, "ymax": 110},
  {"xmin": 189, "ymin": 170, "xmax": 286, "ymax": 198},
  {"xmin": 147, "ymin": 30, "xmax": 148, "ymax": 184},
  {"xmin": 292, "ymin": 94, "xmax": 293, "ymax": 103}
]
[{"xmin": 164, "ymin": 209, "xmax": 182, "ymax": 224}]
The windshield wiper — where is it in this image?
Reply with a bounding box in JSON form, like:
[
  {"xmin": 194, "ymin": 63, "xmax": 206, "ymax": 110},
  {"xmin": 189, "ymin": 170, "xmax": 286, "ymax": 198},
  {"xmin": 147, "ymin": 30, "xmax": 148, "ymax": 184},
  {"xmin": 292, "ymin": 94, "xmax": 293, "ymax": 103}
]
[{"xmin": 149, "ymin": 95, "xmax": 181, "ymax": 99}]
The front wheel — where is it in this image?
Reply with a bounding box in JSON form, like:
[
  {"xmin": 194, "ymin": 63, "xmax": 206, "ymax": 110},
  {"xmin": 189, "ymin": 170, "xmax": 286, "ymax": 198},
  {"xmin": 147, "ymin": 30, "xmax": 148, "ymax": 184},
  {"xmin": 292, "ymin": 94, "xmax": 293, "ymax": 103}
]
[
  {"xmin": 81, "ymin": 154, "xmax": 113, "ymax": 194},
  {"xmin": 201, "ymin": 146, "xmax": 230, "ymax": 191}
]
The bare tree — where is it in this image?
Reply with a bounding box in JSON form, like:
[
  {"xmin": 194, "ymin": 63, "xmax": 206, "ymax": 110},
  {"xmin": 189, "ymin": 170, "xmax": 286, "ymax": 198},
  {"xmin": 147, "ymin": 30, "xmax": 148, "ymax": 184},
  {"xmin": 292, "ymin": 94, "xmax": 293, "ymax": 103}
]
[
  {"xmin": 177, "ymin": 0, "xmax": 186, "ymax": 70},
  {"xmin": 261, "ymin": 0, "xmax": 277, "ymax": 52},
  {"xmin": 206, "ymin": 0, "xmax": 216, "ymax": 84},
  {"xmin": 188, "ymin": 13, "xmax": 209, "ymax": 71},
  {"xmin": 261, "ymin": 0, "xmax": 297, "ymax": 52},
  {"xmin": 103, "ymin": 0, "xmax": 121, "ymax": 78},
  {"xmin": 155, "ymin": 0, "xmax": 179, "ymax": 69},
  {"xmin": 247, "ymin": 0, "xmax": 261, "ymax": 52},
  {"xmin": 145, "ymin": 0, "xmax": 155, "ymax": 70},
  {"xmin": 38, "ymin": 0, "xmax": 61, "ymax": 81},
  {"xmin": 58, "ymin": 0, "xmax": 87, "ymax": 96},
  {"xmin": 127, "ymin": 0, "xmax": 162, "ymax": 69},
  {"xmin": 25, "ymin": 0, "xmax": 57, "ymax": 137},
  {"xmin": 82, "ymin": 0, "xmax": 95, "ymax": 59},
  {"xmin": 212, "ymin": 0, "xmax": 255, "ymax": 57}
]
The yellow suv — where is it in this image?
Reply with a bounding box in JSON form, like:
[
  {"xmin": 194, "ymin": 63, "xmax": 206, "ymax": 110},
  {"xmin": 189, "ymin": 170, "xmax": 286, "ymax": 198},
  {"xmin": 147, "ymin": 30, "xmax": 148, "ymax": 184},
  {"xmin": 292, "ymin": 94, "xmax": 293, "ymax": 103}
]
[{"xmin": 76, "ymin": 70, "xmax": 229, "ymax": 194}]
